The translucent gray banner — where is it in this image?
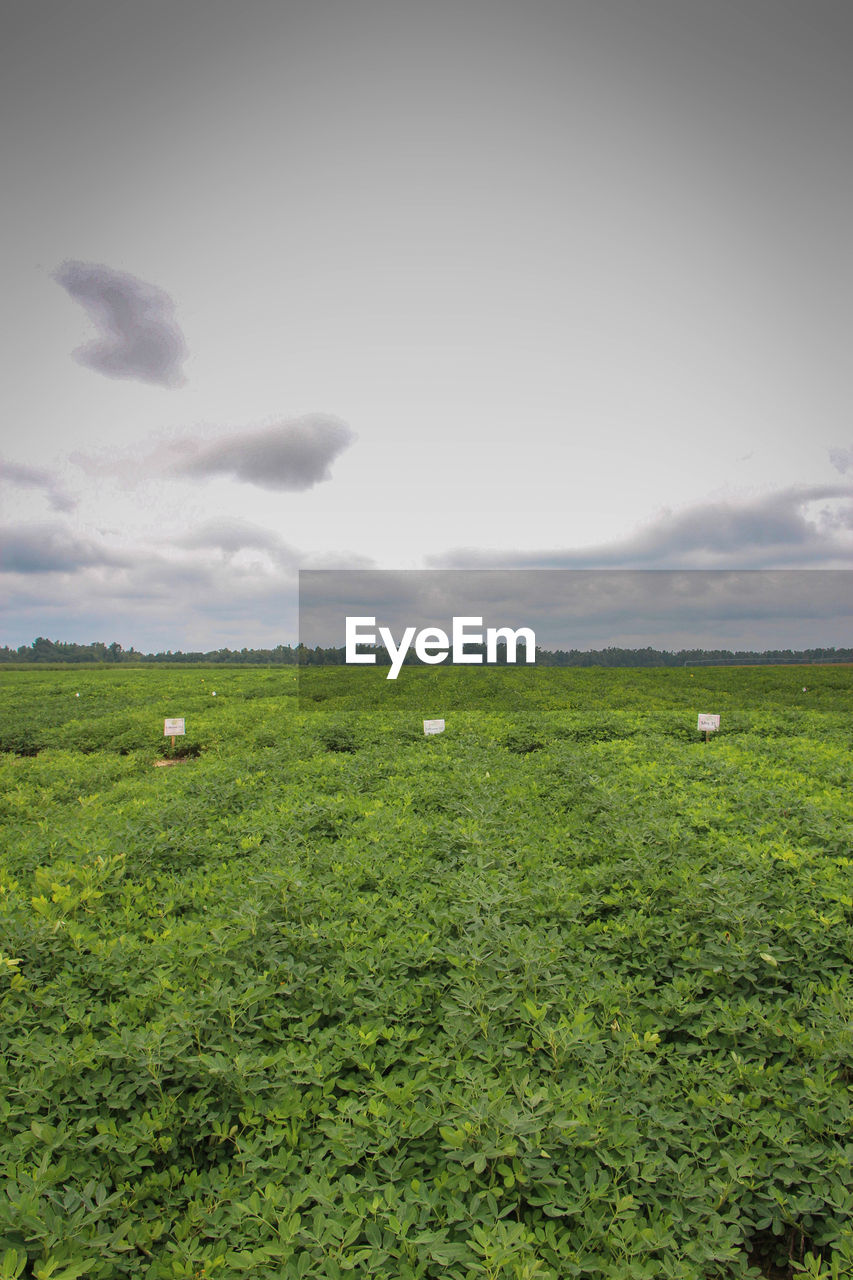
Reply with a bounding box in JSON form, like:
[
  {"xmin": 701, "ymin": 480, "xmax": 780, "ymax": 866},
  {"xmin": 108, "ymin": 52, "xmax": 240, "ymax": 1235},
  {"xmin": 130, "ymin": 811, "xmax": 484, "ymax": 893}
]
[
  {"xmin": 299, "ymin": 568, "xmax": 852, "ymax": 656},
  {"xmin": 295, "ymin": 569, "xmax": 852, "ymax": 709}
]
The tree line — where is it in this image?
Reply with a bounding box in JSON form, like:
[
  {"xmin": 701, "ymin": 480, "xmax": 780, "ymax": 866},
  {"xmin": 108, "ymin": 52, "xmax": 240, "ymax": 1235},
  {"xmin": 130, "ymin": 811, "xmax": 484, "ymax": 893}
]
[{"xmin": 2, "ymin": 636, "xmax": 851, "ymax": 667}]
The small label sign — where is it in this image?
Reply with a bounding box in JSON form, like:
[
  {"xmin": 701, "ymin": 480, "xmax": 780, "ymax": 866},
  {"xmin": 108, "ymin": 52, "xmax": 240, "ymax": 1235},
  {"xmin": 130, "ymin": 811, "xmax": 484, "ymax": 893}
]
[
  {"xmin": 697, "ymin": 714, "xmax": 720, "ymax": 732},
  {"xmin": 423, "ymin": 719, "xmax": 445, "ymax": 736},
  {"xmin": 164, "ymin": 718, "xmax": 186, "ymax": 736}
]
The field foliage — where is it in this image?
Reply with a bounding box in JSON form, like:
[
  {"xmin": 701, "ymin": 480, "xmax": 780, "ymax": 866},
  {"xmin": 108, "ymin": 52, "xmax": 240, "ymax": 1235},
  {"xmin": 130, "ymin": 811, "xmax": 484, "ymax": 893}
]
[{"xmin": 0, "ymin": 665, "xmax": 851, "ymax": 1279}]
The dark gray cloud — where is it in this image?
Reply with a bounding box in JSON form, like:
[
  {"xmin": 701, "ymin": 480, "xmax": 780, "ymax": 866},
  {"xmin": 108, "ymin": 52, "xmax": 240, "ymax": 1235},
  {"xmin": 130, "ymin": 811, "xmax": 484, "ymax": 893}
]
[
  {"xmin": 432, "ymin": 486, "xmax": 853, "ymax": 571},
  {"xmin": 0, "ymin": 523, "xmax": 127, "ymax": 573},
  {"xmin": 0, "ymin": 460, "xmax": 76, "ymax": 512},
  {"xmin": 830, "ymin": 445, "xmax": 853, "ymax": 475},
  {"xmin": 173, "ymin": 415, "xmax": 355, "ymax": 491},
  {"xmin": 53, "ymin": 261, "xmax": 188, "ymax": 386}
]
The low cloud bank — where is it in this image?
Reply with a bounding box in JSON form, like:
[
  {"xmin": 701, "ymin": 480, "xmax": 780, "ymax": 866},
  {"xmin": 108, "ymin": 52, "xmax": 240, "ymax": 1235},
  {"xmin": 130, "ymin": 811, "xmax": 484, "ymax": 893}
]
[{"xmin": 432, "ymin": 485, "xmax": 853, "ymax": 570}]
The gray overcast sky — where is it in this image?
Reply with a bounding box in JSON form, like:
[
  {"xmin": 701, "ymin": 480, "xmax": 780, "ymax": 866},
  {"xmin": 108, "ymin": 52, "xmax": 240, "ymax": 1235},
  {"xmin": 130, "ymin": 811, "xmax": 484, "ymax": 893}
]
[{"xmin": 1, "ymin": 0, "xmax": 851, "ymax": 650}]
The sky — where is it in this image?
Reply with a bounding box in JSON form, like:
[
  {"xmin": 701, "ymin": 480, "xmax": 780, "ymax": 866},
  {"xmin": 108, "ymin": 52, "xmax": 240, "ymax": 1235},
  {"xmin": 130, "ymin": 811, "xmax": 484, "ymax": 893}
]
[{"xmin": 1, "ymin": 0, "xmax": 851, "ymax": 652}]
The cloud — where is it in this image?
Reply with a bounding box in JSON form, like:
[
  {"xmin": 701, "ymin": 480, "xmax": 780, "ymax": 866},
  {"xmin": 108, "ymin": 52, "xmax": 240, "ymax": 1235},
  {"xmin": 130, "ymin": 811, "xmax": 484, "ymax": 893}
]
[
  {"xmin": 53, "ymin": 261, "xmax": 188, "ymax": 387},
  {"xmin": 0, "ymin": 523, "xmax": 127, "ymax": 573},
  {"xmin": 176, "ymin": 518, "xmax": 299, "ymax": 567},
  {"xmin": 0, "ymin": 516, "xmax": 371, "ymax": 650},
  {"xmin": 0, "ymin": 517, "xmax": 295, "ymax": 648},
  {"xmin": 178, "ymin": 518, "xmax": 285, "ymax": 554},
  {"xmin": 829, "ymin": 444, "xmax": 853, "ymax": 475},
  {"xmin": 432, "ymin": 485, "xmax": 853, "ymax": 570},
  {"xmin": 0, "ymin": 461, "xmax": 76, "ymax": 512},
  {"xmin": 172, "ymin": 415, "xmax": 355, "ymax": 491}
]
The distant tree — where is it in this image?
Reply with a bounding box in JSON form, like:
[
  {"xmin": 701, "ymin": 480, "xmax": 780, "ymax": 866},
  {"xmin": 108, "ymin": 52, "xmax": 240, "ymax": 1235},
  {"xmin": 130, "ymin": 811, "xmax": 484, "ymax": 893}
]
[{"xmin": 31, "ymin": 637, "xmax": 56, "ymax": 662}]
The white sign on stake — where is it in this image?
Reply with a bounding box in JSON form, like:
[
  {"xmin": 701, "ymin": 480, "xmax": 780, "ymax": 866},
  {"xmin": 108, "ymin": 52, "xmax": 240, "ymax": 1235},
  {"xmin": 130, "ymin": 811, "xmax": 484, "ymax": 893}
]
[
  {"xmin": 423, "ymin": 719, "xmax": 445, "ymax": 736},
  {"xmin": 697, "ymin": 714, "xmax": 720, "ymax": 732},
  {"xmin": 164, "ymin": 718, "xmax": 186, "ymax": 736}
]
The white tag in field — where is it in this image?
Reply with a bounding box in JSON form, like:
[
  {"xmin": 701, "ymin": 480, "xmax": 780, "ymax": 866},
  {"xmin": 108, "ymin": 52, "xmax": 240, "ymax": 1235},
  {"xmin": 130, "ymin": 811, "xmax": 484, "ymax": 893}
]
[
  {"xmin": 164, "ymin": 718, "xmax": 186, "ymax": 736},
  {"xmin": 423, "ymin": 719, "xmax": 445, "ymax": 735},
  {"xmin": 697, "ymin": 714, "xmax": 720, "ymax": 732}
]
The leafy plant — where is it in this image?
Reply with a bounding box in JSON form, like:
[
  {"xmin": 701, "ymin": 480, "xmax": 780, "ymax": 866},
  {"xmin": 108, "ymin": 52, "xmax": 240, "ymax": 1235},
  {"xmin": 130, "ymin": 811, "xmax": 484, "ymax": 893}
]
[{"xmin": 0, "ymin": 664, "xmax": 850, "ymax": 1277}]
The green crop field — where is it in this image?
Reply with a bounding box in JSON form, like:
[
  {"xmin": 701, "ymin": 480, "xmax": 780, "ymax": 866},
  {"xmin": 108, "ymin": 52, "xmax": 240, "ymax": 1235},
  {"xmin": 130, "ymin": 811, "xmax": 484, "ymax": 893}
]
[{"xmin": 1, "ymin": 665, "xmax": 851, "ymax": 1280}]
